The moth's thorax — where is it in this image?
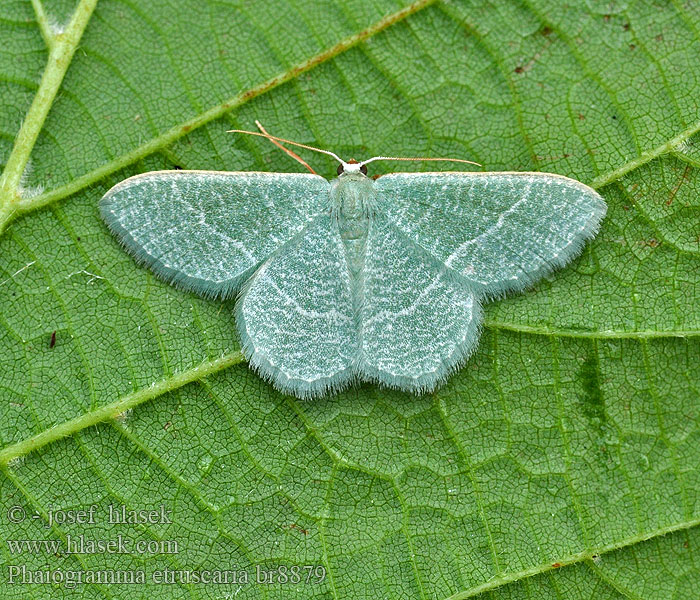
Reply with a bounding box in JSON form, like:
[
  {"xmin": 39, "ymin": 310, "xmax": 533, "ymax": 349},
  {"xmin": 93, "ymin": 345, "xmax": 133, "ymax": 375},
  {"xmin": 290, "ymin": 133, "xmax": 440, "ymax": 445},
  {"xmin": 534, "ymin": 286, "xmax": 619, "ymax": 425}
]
[
  {"xmin": 331, "ymin": 173, "xmax": 375, "ymax": 277},
  {"xmin": 330, "ymin": 173, "xmax": 376, "ymax": 220}
]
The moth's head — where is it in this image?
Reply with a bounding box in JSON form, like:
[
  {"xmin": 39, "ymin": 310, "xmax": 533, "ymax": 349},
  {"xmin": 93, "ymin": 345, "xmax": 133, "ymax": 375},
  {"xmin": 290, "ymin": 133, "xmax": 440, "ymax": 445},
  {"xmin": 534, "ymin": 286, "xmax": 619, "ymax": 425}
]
[{"xmin": 337, "ymin": 159, "xmax": 368, "ymax": 177}]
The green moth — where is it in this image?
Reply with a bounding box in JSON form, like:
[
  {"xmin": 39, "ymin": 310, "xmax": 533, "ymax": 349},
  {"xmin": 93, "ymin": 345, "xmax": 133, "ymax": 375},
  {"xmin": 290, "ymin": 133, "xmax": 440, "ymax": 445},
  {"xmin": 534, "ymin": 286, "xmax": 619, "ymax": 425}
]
[{"xmin": 100, "ymin": 129, "xmax": 606, "ymax": 398}]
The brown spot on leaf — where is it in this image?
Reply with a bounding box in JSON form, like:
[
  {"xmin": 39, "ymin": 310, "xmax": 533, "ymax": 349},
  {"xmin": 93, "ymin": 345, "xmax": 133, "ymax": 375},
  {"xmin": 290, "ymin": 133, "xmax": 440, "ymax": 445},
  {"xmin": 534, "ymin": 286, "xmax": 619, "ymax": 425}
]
[
  {"xmin": 667, "ymin": 164, "xmax": 691, "ymax": 205},
  {"xmin": 289, "ymin": 523, "xmax": 309, "ymax": 535}
]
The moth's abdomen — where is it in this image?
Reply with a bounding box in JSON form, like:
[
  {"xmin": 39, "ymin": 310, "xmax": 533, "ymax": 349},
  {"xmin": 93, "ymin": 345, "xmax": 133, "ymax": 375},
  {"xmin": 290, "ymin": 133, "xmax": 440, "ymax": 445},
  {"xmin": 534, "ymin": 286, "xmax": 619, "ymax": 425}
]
[{"xmin": 339, "ymin": 216, "xmax": 369, "ymax": 278}]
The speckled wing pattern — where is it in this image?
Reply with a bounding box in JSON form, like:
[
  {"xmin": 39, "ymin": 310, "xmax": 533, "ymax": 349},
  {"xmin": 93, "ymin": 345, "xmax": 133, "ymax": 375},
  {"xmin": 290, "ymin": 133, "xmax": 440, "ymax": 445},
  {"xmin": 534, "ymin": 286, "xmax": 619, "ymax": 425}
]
[
  {"xmin": 101, "ymin": 168, "xmax": 606, "ymax": 399},
  {"xmin": 100, "ymin": 171, "xmax": 329, "ymax": 298},
  {"xmin": 236, "ymin": 215, "xmax": 357, "ymax": 397},
  {"xmin": 359, "ymin": 215, "xmax": 481, "ymax": 393},
  {"xmin": 375, "ymin": 172, "xmax": 607, "ymax": 297}
]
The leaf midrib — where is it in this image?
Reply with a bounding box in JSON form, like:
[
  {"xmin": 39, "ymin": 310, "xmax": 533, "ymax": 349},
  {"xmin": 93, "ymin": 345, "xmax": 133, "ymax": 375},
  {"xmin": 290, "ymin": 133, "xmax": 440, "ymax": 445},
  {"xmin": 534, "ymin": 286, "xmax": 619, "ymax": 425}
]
[
  {"xmin": 0, "ymin": 0, "xmax": 98, "ymax": 230},
  {"xmin": 5, "ymin": 0, "xmax": 700, "ymax": 234},
  {"xmin": 1, "ymin": 0, "xmax": 440, "ymax": 232},
  {"xmin": 3, "ymin": 317, "xmax": 698, "ymax": 466},
  {"xmin": 3, "ymin": 351, "xmax": 698, "ymax": 600},
  {"xmin": 3, "ymin": 3, "xmax": 699, "ymax": 597},
  {"xmin": 444, "ymin": 515, "xmax": 700, "ymax": 600},
  {"xmin": 2, "ymin": 0, "xmax": 696, "ymax": 482}
]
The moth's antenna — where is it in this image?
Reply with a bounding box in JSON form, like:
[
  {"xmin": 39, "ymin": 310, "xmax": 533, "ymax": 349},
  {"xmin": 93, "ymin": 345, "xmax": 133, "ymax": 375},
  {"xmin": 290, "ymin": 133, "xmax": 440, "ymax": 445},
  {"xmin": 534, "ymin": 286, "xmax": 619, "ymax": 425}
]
[
  {"xmin": 361, "ymin": 156, "xmax": 482, "ymax": 167},
  {"xmin": 227, "ymin": 125, "xmax": 345, "ymax": 166},
  {"xmin": 253, "ymin": 121, "xmax": 317, "ymax": 174}
]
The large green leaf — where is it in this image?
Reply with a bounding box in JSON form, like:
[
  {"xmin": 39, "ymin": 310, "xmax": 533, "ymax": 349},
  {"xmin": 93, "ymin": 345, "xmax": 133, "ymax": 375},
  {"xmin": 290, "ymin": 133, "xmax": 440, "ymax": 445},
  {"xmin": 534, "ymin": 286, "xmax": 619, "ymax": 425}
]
[{"xmin": 0, "ymin": 0, "xmax": 698, "ymax": 598}]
